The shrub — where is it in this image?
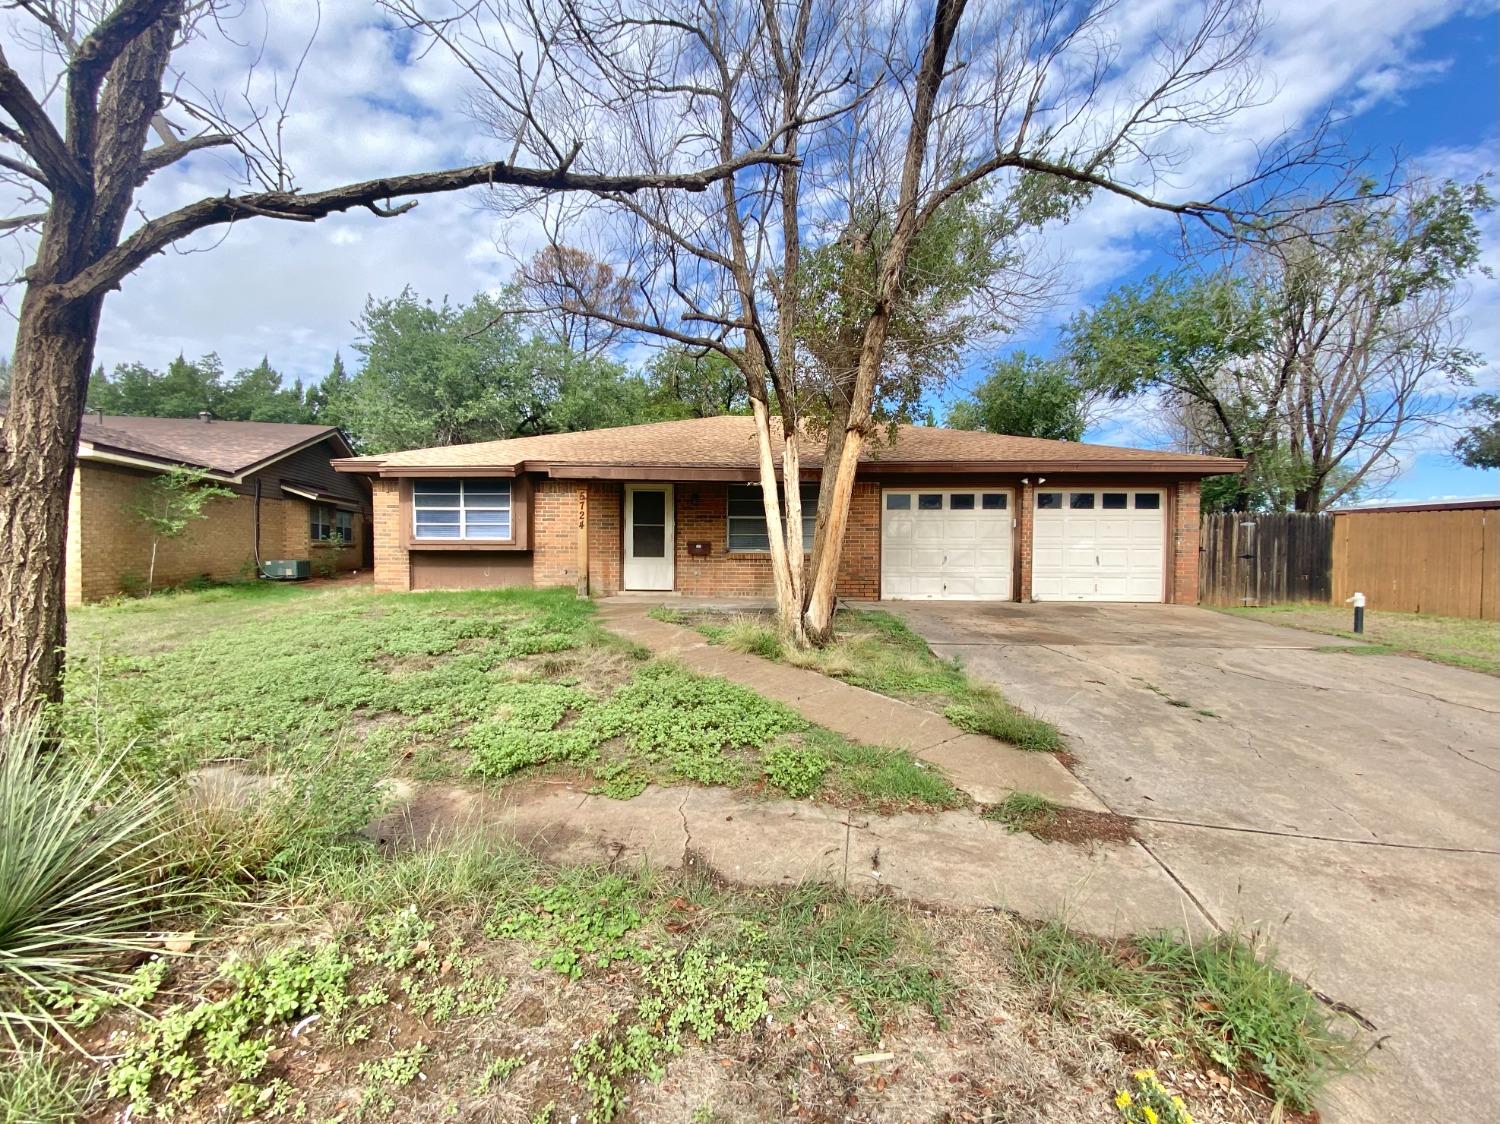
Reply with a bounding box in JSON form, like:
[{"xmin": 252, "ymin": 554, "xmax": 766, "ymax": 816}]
[
  {"xmin": 0, "ymin": 724, "xmax": 181, "ymax": 1044},
  {"xmin": 763, "ymin": 743, "xmax": 830, "ymax": 797}
]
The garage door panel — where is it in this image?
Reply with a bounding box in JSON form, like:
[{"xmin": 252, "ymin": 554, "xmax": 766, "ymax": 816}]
[
  {"xmin": 882, "ymin": 489, "xmax": 1013, "ymax": 601},
  {"xmin": 1032, "ymin": 489, "xmax": 1165, "ymax": 603}
]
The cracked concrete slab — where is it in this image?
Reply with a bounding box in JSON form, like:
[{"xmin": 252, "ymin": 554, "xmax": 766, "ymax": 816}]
[
  {"xmin": 915, "ymin": 733, "xmax": 1107, "ymax": 809},
  {"xmin": 885, "ymin": 600, "xmax": 1500, "ymax": 1124},
  {"xmin": 848, "ymin": 810, "xmax": 1209, "ymax": 937},
  {"xmin": 360, "ymin": 776, "xmax": 1202, "ymax": 934},
  {"xmin": 1141, "ymin": 821, "xmax": 1500, "ymax": 1124}
]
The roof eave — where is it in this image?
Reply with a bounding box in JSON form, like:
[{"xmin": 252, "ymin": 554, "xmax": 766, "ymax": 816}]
[{"xmin": 354, "ymin": 457, "xmax": 1247, "ymax": 478}]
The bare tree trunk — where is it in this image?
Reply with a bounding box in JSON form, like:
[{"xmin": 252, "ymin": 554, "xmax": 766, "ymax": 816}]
[
  {"xmin": 804, "ymin": 315, "xmax": 888, "ymax": 643},
  {"xmin": 0, "ymin": 289, "xmax": 104, "ymax": 730},
  {"xmin": 747, "ymin": 396, "xmax": 801, "ymax": 638}
]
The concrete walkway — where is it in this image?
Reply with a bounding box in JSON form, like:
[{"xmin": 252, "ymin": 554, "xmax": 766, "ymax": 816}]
[
  {"xmin": 369, "ymin": 781, "xmax": 1210, "ymax": 938},
  {"xmin": 355, "ymin": 602, "xmax": 1232, "ymax": 938},
  {"xmin": 595, "ymin": 601, "xmax": 1099, "ymax": 810}
]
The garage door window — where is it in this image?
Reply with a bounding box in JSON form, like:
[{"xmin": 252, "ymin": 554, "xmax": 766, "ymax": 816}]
[
  {"xmin": 949, "ymin": 493, "xmax": 975, "ymax": 510},
  {"xmin": 885, "ymin": 493, "xmax": 911, "ymax": 510},
  {"xmin": 982, "ymin": 494, "xmax": 1007, "ymax": 510},
  {"xmin": 1069, "ymin": 493, "xmax": 1095, "ymax": 509},
  {"xmin": 1134, "ymin": 493, "xmax": 1161, "ymax": 509},
  {"xmin": 1037, "ymin": 492, "xmax": 1062, "ymax": 509},
  {"xmin": 918, "ymin": 494, "xmax": 944, "ymax": 510},
  {"xmin": 1102, "ymin": 493, "xmax": 1128, "ymax": 509}
]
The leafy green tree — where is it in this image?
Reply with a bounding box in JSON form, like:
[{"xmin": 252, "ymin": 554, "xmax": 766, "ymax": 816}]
[
  {"xmin": 339, "ymin": 290, "xmax": 528, "ymax": 451},
  {"xmin": 308, "ymin": 353, "xmax": 352, "ymax": 423},
  {"xmin": 1456, "ymin": 394, "xmax": 1500, "ymax": 469},
  {"xmin": 1060, "ymin": 179, "xmax": 1491, "ymax": 511},
  {"xmin": 338, "ymin": 289, "xmax": 665, "ymax": 452},
  {"xmin": 87, "ymin": 354, "xmax": 222, "ymax": 418},
  {"xmin": 218, "ymin": 357, "xmax": 313, "ymax": 423},
  {"xmin": 946, "ymin": 352, "xmax": 1088, "ymax": 441},
  {"xmin": 134, "ymin": 468, "xmax": 236, "ymax": 594},
  {"xmin": 643, "ymin": 350, "xmax": 748, "ymax": 419},
  {"xmin": 796, "ymin": 185, "xmax": 1054, "ymax": 430}
]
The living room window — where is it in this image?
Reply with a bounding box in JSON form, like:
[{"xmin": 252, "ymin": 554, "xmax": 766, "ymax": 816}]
[
  {"xmin": 310, "ymin": 505, "xmax": 353, "ymax": 543},
  {"xmin": 726, "ymin": 482, "xmax": 818, "ymax": 552},
  {"xmin": 412, "ymin": 479, "xmax": 512, "ymax": 541}
]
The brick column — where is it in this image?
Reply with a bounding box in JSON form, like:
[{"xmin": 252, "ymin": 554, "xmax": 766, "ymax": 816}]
[
  {"xmin": 371, "ymin": 479, "xmax": 410, "ymax": 592},
  {"xmin": 533, "ymin": 479, "xmax": 584, "ymax": 587},
  {"xmin": 835, "ymin": 482, "xmax": 881, "ymax": 599},
  {"xmin": 1171, "ymin": 479, "xmax": 1202, "ymax": 605},
  {"xmin": 1016, "ymin": 480, "xmax": 1035, "ymax": 602}
]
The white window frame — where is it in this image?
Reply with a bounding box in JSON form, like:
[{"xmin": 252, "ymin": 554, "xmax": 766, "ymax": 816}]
[
  {"xmin": 412, "ymin": 478, "xmax": 513, "ymax": 542},
  {"xmin": 726, "ymin": 482, "xmax": 819, "ymax": 553}
]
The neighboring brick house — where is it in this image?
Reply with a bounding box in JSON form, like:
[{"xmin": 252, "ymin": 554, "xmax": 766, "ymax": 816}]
[
  {"xmin": 65, "ymin": 414, "xmax": 372, "ymax": 604},
  {"xmin": 335, "ymin": 417, "xmax": 1241, "ymax": 605}
]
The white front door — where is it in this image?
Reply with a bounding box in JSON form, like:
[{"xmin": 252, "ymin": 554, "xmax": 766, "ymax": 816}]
[
  {"xmin": 624, "ymin": 484, "xmax": 674, "ymax": 591},
  {"xmin": 881, "ymin": 488, "xmax": 1014, "ymax": 600},
  {"xmin": 1031, "ymin": 488, "xmax": 1165, "ymax": 602}
]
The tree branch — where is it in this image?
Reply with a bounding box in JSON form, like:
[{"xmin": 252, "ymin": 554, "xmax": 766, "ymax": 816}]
[
  {"xmin": 0, "ymin": 151, "xmax": 49, "ymax": 187},
  {"xmin": 0, "ymin": 212, "xmax": 46, "ymax": 232},
  {"xmin": 49, "ymin": 150, "xmax": 795, "ymax": 304},
  {"xmin": 135, "ymin": 130, "xmax": 237, "ymax": 183},
  {"xmin": 65, "ymin": 0, "xmax": 179, "ymax": 158},
  {"xmin": 0, "ymin": 45, "xmax": 88, "ymax": 193}
]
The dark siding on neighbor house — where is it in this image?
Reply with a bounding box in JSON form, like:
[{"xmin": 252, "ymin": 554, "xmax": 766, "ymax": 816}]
[{"xmin": 248, "ymin": 437, "xmax": 370, "ymax": 508}]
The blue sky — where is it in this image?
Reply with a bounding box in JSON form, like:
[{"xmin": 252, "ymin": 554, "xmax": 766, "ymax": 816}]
[
  {"xmin": 969, "ymin": 5, "xmax": 1500, "ymax": 503},
  {"xmin": 3, "ymin": 0, "xmax": 1496, "ymax": 502}
]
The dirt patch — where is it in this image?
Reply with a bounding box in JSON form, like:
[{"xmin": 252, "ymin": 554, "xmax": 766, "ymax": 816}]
[{"xmin": 1027, "ymin": 806, "xmax": 1138, "ymax": 847}]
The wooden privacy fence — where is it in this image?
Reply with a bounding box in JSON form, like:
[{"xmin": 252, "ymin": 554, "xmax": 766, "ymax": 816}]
[
  {"xmin": 1332, "ymin": 504, "xmax": 1498, "ymax": 620},
  {"xmin": 1199, "ymin": 512, "xmax": 1333, "ymax": 606},
  {"xmin": 1200, "ymin": 502, "xmax": 1500, "ymax": 619}
]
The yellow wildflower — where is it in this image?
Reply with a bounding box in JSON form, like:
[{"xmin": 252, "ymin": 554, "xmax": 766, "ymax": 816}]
[
  {"xmin": 1142, "ymin": 1108, "xmax": 1159, "ymax": 1124},
  {"xmin": 1115, "ymin": 1090, "xmax": 1132, "ymax": 1109},
  {"xmin": 1134, "ymin": 1068, "xmax": 1155, "ymax": 1082}
]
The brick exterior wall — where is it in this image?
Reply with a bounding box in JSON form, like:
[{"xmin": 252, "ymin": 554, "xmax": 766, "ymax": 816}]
[
  {"xmin": 371, "ymin": 478, "xmax": 410, "ymax": 592},
  {"xmin": 532, "ymin": 478, "xmax": 583, "ymax": 587},
  {"xmin": 1171, "ymin": 479, "xmax": 1202, "ymax": 605},
  {"xmin": 362, "ymin": 471, "xmax": 1207, "ymax": 604},
  {"xmin": 65, "ymin": 461, "xmax": 368, "ymax": 604},
  {"xmin": 587, "ymin": 481, "xmax": 622, "ymax": 595}
]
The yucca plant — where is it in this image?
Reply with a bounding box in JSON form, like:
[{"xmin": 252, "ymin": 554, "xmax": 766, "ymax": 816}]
[{"xmin": 0, "ymin": 724, "xmax": 180, "ymax": 1045}]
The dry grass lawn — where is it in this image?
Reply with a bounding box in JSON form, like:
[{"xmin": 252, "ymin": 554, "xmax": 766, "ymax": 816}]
[{"xmin": 1222, "ymin": 604, "xmax": 1498, "ymax": 675}]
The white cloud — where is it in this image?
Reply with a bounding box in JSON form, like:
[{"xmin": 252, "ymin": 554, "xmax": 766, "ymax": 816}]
[{"xmin": 1, "ymin": 0, "xmax": 1492, "ymax": 471}]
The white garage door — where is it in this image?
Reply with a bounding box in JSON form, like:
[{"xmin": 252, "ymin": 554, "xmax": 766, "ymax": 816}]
[
  {"xmin": 1032, "ymin": 488, "xmax": 1165, "ymax": 602},
  {"xmin": 881, "ymin": 489, "xmax": 1013, "ymax": 600}
]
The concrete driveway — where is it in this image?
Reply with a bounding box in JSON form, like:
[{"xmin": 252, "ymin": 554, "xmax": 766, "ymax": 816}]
[{"xmin": 883, "ymin": 601, "xmax": 1500, "ymax": 1124}]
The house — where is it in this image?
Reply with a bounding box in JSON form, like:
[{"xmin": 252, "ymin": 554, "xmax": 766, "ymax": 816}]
[
  {"xmin": 66, "ymin": 413, "xmax": 372, "ymax": 603},
  {"xmin": 333, "ymin": 416, "xmax": 1243, "ymax": 604}
]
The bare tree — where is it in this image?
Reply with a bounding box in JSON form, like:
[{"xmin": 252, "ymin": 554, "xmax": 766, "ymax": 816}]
[
  {"xmin": 1263, "ymin": 181, "xmax": 1490, "ymax": 511},
  {"xmin": 514, "ymin": 245, "xmax": 639, "ymax": 357},
  {"xmin": 404, "ymin": 0, "xmax": 1357, "ymax": 644},
  {"xmin": 0, "ymin": 0, "xmax": 792, "ymax": 729}
]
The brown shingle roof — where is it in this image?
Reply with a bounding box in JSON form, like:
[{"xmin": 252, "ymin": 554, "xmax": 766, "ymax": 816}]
[
  {"xmin": 335, "ymin": 416, "xmax": 1243, "ymax": 477},
  {"xmin": 81, "ymin": 415, "xmax": 348, "ymax": 476}
]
